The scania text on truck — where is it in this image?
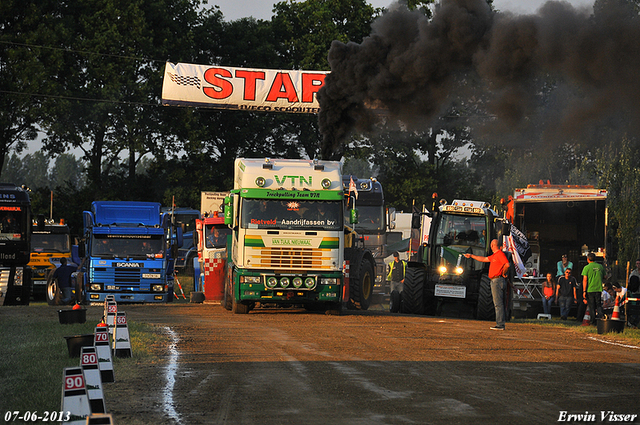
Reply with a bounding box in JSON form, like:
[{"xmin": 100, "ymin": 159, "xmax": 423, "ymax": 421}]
[
  {"xmin": 342, "ymin": 176, "xmax": 396, "ymax": 304},
  {"xmin": 193, "ymin": 191, "xmax": 230, "ymax": 301},
  {"xmin": 79, "ymin": 201, "xmax": 181, "ymax": 303},
  {"xmin": 223, "ymin": 158, "xmax": 375, "ymax": 314},
  {"xmin": 397, "ymin": 198, "xmax": 511, "ymax": 320},
  {"xmin": 0, "ymin": 183, "xmax": 32, "ymax": 306},
  {"xmin": 27, "ymin": 216, "xmax": 74, "ymax": 302},
  {"xmin": 509, "ymin": 183, "xmax": 607, "ymax": 316}
]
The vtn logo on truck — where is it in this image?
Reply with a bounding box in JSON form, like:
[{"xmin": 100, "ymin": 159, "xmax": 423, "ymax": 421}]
[
  {"xmin": 115, "ymin": 262, "xmax": 142, "ymax": 268},
  {"xmin": 274, "ymin": 175, "xmax": 312, "ymax": 186}
]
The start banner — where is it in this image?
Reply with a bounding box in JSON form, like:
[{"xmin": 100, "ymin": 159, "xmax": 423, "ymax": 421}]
[{"xmin": 161, "ymin": 62, "xmax": 327, "ymax": 113}]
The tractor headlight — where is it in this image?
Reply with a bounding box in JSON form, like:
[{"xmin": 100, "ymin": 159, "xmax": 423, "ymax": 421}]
[
  {"xmin": 438, "ymin": 265, "xmax": 447, "ymax": 275},
  {"xmin": 454, "ymin": 266, "xmax": 464, "ymax": 275}
]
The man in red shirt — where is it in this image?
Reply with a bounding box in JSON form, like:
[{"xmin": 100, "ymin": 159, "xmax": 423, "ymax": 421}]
[{"xmin": 464, "ymin": 239, "xmax": 510, "ymax": 330}]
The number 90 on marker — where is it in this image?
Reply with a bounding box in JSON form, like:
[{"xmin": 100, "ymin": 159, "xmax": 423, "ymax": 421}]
[{"xmin": 65, "ymin": 375, "xmax": 85, "ymax": 390}]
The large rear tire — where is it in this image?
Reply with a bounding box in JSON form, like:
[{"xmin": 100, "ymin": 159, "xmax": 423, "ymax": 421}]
[
  {"xmin": 349, "ymin": 254, "xmax": 375, "ymax": 311},
  {"xmin": 401, "ymin": 266, "xmax": 425, "ymax": 315},
  {"xmin": 476, "ymin": 275, "xmax": 495, "ymax": 321}
]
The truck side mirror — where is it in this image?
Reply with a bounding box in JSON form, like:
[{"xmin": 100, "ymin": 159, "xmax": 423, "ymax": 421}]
[
  {"xmin": 224, "ymin": 196, "xmax": 233, "ymax": 225},
  {"xmin": 388, "ymin": 207, "xmax": 396, "ymax": 230},
  {"xmin": 350, "ymin": 208, "xmax": 359, "ymax": 225},
  {"xmin": 176, "ymin": 226, "xmax": 183, "ymax": 248},
  {"xmin": 502, "ymin": 221, "xmax": 511, "ymax": 236}
]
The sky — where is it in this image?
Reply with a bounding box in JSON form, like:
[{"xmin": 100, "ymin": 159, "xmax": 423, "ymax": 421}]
[{"xmin": 209, "ymin": 0, "xmax": 595, "ymax": 21}]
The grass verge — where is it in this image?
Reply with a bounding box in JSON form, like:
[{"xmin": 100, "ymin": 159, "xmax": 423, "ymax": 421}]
[{"xmin": 0, "ymin": 304, "xmax": 166, "ymax": 414}]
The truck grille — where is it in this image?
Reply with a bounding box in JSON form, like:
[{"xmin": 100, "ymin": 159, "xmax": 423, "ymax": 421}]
[{"xmin": 247, "ymin": 247, "xmax": 333, "ymax": 269}]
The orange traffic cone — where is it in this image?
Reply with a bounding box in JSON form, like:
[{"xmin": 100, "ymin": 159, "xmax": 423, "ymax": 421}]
[
  {"xmin": 582, "ymin": 307, "xmax": 591, "ymax": 326},
  {"xmin": 611, "ymin": 297, "xmax": 622, "ymax": 321}
]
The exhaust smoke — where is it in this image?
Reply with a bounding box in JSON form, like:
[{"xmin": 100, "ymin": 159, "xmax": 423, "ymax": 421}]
[{"xmin": 318, "ymin": 0, "xmax": 640, "ymax": 159}]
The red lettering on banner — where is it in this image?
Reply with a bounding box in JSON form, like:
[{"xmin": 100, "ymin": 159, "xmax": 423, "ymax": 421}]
[
  {"xmin": 203, "ymin": 68, "xmax": 233, "ymax": 99},
  {"xmin": 236, "ymin": 70, "xmax": 266, "ymax": 101},
  {"xmin": 302, "ymin": 73, "xmax": 325, "ymax": 103},
  {"xmin": 266, "ymin": 73, "xmax": 299, "ymax": 103}
]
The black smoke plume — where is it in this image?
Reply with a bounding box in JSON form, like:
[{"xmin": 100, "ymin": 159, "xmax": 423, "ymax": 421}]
[{"xmin": 318, "ymin": 0, "xmax": 640, "ymax": 159}]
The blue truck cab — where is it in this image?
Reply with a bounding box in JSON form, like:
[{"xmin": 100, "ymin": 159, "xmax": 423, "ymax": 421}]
[{"xmin": 81, "ymin": 201, "xmax": 181, "ymax": 303}]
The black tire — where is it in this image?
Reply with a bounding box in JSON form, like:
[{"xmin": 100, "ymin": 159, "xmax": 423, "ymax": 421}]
[
  {"xmin": 401, "ymin": 266, "xmax": 425, "ymax": 315},
  {"xmin": 46, "ymin": 270, "xmax": 62, "ymax": 306},
  {"xmin": 349, "ymin": 254, "xmax": 375, "ymax": 311},
  {"xmin": 232, "ymin": 296, "xmax": 250, "ymax": 314},
  {"xmin": 73, "ymin": 272, "xmax": 84, "ymax": 304},
  {"xmin": 325, "ymin": 302, "xmax": 342, "ymax": 316},
  {"xmin": 389, "ymin": 289, "xmax": 401, "ymax": 313},
  {"xmin": 476, "ymin": 275, "xmax": 495, "ymax": 321},
  {"xmin": 190, "ymin": 291, "xmax": 205, "ymax": 303}
]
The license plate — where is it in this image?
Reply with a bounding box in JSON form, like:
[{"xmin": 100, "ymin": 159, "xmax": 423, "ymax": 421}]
[{"xmin": 435, "ymin": 284, "xmax": 466, "ymax": 298}]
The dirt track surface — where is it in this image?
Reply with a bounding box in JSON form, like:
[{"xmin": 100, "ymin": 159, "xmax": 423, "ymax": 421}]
[{"xmin": 101, "ymin": 303, "xmax": 640, "ymax": 425}]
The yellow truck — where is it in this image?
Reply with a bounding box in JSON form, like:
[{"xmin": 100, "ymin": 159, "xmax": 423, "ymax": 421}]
[{"xmin": 28, "ymin": 217, "xmax": 74, "ymax": 302}]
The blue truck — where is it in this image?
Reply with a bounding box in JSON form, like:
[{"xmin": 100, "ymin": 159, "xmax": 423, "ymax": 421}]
[{"xmin": 79, "ymin": 201, "xmax": 181, "ymax": 303}]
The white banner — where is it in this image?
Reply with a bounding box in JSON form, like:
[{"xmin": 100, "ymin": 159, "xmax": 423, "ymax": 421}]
[{"xmin": 161, "ymin": 62, "xmax": 327, "ymax": 113}]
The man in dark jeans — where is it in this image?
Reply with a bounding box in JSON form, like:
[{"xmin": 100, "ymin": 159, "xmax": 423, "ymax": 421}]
[
  {"xmin": 53, "ymin": 257, "xmax": 76, "ymax": 304},
  {"xmin": 464, "ymin": 239, "xmax": 510, "ymax": 330},
  {"xmin": 581, "ymin": 253, "xmax": 605, "ymax": 325}
]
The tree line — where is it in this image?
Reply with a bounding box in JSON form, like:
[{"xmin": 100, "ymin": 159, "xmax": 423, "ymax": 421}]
[{"xmin": 1, "ymin": 0, "xmax": 639, "ymax": 270}]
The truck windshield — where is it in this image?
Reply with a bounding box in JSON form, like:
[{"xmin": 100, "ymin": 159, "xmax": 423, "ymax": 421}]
[
  {"xmin": 205, "ymin": 224, "xmax": 231, "ymax": 248},
  {"xmin": 0, "ymin": 208, "xmax": 27, "ymax": 240},
  {"xmin": 241, "ymin": 199, "xmax": 343, "ymax": 231},
  {"xmin": 32, "ymin": 234, "xmax": 70, "ymax": 252},
  {"xmin": 435, "ymin": 214, "xmax": 486, "ymax": 248},
  {"xmin": 345, "ymin": 205, "xmax": 385, "ymax": 233},
  {"xmin": 91, "ymin": 234, "xmax": 165, "ymax": 259}
]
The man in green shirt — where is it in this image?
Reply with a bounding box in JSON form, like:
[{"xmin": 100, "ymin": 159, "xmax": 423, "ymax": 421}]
[{"xmin": 581, "ymin": 252, "xmax": 605, "ymax": 325}]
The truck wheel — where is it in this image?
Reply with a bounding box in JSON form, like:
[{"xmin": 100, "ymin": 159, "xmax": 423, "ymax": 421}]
[
  {"xmin": 389, "ymin": 290, "xmax": 401, "ymax": 313},
  {"xmin": 232, "ymin": 296, "xmax": 250, "ymax": 314},
  {"xmin": 73, "ymin": 272, "xmax": 85, "ymax": 304},
  {"xmin": 325, "ymin": 302, "xmax": 342, "ymax": 316},
  {"xmin": 349, "ymin": 255, "xmax": 374, "ymax": 311},
  {"xmin": 401, "ymin": 266, "xmax": 425, "ymax": 315},
  {"xmin": 476, "ymin": 275, "xmax": 495, "ymax": 321},
  {"xmin": 46, "ymin": 272, "xmax": 61, "ymax": 306}
]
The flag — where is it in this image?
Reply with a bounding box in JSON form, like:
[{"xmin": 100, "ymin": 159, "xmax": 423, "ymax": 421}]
[
  {"xmin": 349, "ymin": 176, "xmax": 358, "ymax": 199},
  {"xmin": 505, "ymin": 234, "xmax": 526, "ymax": 278},
  {"xmin": 509, "ymin": 223, "xmax": 531, "ymax": 263}
]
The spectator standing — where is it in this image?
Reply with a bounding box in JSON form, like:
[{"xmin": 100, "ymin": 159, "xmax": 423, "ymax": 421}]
[
  {"xmin": 464, "ymin": 239, "xmax": 510, "ymax": 330},
  {"xmin": 581, "ymin": 253, "xmax": 605, "ymax": 325},
  {"xmin": 557, "ymin": 254, "xmax": 573, "ymax": 277},
  {"xmin": 542, "ymin": 273, "xmax": 555, "ymax": 316},
  {"xmin": 629, "ymin": 259, "xmax": 640, "ymax": 284},
  {"xmin": 387, "ymin": 252, "xmax": 406, "ymax": 293},
  {"xmin": 53, "ymin": 257, "xmax": 77, "ymax": 305},
  {"xmin": 556, "ymin": 268, "xmax": 576, "ymax": 320}
]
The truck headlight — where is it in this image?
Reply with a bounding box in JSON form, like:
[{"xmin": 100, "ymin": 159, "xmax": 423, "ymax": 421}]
[
  {"xmin": 241, "ymin": 276, "xmax": 261, "ymax": 283},
  {"xmin": 266, "ymin": 277, "xmax": 278, "ymax": 288},
  {"xmin": 304, "ymin": 277, "xmax": 316, "ymax": 289},
  {"xmin": 90, "ymin": 284, "xmax": 102, "ymax": 291},
  {"xmin": 152, "ymin": 285, "xmax": 165, "ymax": 292},
  {"xmin": 280, "ymin": 277, "xmax": 290, "ymax": 288},
  {"xmin": 292, "ymin": 277, "xmax": 303, "ymax": 288},
  {"xmin": 320, "ymin": 278, "xmax": 340, "ymax": 285}
]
